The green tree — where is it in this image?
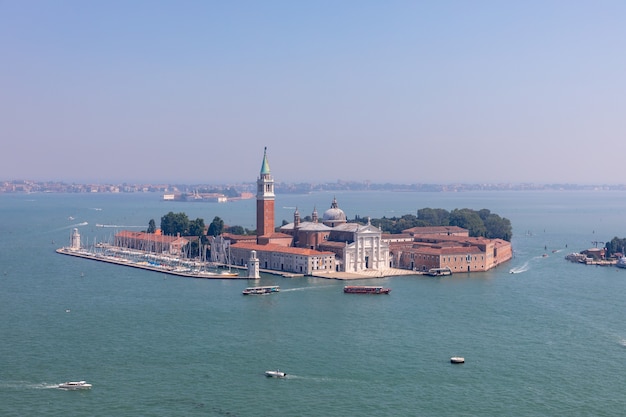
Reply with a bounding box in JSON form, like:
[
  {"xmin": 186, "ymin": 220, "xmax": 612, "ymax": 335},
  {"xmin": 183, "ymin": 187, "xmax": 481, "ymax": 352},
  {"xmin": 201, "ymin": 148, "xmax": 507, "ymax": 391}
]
[
  {"xmin": 393, "ymin": 214, "xmax": 423, "ymax": 233},
  {"xmin": 351, "ymin": 207, "xmax": 512, "ymax": 241},
  {"xmin": 418, "ymin": 208, "xmax": 450, "ymax": 226},
  {"xmin": 208, "ymin": 216, "xmax": 225, "ymax": 236},
  {"xmin": 189, "ymin": 218, "xmax": 206, "ymax": 238},
  {"xmin": 606, "ymin": 237, "xmax": 626, "ymax": 257},
  {"xmin": 160, "ymin": 212, "xmax": 190, "ymax": 236},
  {"xmin": 147, "ymin": 219, "xmax": 156, "ymax": 234},
  {"xmin": 483, "ymin": 213, "xmax": 512, "ymax": 241},
  {"xmin": 227, "ymin": 225, "xmax": 246, "ymax": 235},
  {"xmin": 449, "ymin": 208, "xmax": 487, "ymax": 237}
]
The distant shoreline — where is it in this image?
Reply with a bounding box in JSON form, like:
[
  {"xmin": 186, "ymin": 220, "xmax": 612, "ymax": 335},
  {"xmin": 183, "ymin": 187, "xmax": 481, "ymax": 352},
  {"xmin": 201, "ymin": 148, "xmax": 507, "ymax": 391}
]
[{"xmin": 4, "ymin": 179, "xmax": 626, "ymax": 195}]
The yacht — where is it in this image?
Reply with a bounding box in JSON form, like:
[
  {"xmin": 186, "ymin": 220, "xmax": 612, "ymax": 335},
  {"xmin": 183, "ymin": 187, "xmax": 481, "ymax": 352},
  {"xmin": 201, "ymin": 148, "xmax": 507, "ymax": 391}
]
[
  {"xmin": 616, "ymin": 257, "xmax": 626, "ymax": 269},
  {"xmin": 58, "ymin": 381, "xmax": 92, "ymax": 390}
]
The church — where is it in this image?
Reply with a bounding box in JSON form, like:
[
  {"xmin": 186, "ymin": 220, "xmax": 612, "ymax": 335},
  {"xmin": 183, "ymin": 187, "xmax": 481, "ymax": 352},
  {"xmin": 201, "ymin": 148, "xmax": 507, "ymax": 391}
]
[{"xmin": 210, "ymin": 148, "xmax": 390, "ymax": 276}]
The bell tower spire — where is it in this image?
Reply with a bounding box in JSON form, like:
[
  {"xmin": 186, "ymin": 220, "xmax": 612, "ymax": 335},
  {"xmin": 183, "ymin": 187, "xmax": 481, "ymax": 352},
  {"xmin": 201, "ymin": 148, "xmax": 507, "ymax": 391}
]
[{"xmin": 256, "ymin": 147, "xmax": 275, "ymax": 243}]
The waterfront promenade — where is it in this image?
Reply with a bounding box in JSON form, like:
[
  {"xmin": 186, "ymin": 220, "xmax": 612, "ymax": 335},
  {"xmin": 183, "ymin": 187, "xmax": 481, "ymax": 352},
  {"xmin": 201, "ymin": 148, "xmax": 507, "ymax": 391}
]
[
  {"xmin": 310, "ymin": 268, "xmax": 419, "ymax": 280},
  {"xmin": 56, "ymin": 247, "xmax": 418, "ymax": 280}
]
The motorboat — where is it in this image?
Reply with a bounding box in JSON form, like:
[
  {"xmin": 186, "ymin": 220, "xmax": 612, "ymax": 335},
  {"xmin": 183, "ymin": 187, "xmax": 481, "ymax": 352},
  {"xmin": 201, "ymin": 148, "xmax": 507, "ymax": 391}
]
[
  {"xmin": 616, "ymin": 257, "xmax": 626, "ymax": 269},
  {"xmin": 242, "ymin": 286, "xmax": 280, "ymax": 295},
  {"xmin": 58, "ymin": 380, "xmax": 92, "ymax": 390},
  {"xmin": 450, "ymin": 357, "xmax": 465, "ymax": 364},
  {"xmin": 265, "ymin": 370, "xmax": 287, "ymax": 378},
  {"xmin": 426, "ymin": 267, "xmax": 452, "ymax": 276}
]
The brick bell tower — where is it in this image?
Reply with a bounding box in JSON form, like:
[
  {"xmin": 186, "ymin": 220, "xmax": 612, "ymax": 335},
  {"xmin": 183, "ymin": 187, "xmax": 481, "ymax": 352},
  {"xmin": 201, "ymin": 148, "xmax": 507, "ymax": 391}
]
[{"xmin": 256, "ymin": 147, "xmax": 275, "ymax": 244}]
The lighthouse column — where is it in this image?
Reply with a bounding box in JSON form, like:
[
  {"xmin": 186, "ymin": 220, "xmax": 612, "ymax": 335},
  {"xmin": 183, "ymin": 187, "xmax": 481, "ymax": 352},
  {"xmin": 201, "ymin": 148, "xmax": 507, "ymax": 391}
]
[{"xmin": 248, "ymin": 250, "xmax": 260, "ymax": 279}]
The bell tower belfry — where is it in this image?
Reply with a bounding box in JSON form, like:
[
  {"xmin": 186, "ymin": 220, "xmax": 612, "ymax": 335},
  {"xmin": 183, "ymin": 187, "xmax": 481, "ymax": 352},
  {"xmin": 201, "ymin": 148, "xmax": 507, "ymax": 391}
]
[{"xmin": 256, "ymin": 147, "xmax": 275, "ymax": 243}]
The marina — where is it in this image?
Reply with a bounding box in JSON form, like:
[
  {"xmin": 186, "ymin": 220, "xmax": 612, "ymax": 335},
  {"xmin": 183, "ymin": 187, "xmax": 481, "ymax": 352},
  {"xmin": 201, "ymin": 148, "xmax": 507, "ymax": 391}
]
[{"xmin": 55, "ymin": 247, "xmax": 249, "ymax": 279}]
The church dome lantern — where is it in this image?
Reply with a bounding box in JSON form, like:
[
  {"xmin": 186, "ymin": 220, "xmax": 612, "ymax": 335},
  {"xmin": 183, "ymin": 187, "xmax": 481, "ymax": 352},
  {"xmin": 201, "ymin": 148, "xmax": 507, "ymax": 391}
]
[{"xmin": 322, "ymin": 197, "xmax": 347, "ymax": 227}]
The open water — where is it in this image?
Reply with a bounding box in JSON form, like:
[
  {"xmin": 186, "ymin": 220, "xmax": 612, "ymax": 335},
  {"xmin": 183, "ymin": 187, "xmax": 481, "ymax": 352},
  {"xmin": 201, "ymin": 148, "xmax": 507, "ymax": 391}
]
[{"xmin": 1, "ymin": 190, "xmax": 626, "ymax": 416}]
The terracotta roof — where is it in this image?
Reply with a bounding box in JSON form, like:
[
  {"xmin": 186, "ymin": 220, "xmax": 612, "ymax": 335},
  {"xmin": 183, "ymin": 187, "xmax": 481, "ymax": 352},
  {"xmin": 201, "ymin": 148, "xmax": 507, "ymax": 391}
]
[
  {"xmin": 115, "ymin": 230, "xmax": 188, "ymax": 244},
  {"xmin": 403, "ymin": 226, "xmax": 468, "ymax": 235},
  {"xmin": 222, "ymin": 232, "xmax": 256, "ymax": 242},
  {"xmin": 412, "ymin": 245, "xmax": 484, "ymax": 255},
  {"xmin": 266, "ymin": 232, "xmax": 293, "ymax": 239},
  {"xmin": 318, "ymin": 241, "xmax": 348, "ymax": 249},
  {"xmin": 232, "ymin": 242, "xmax": 334, "ymax": 256},
  {"xmin": 412, "ymin": 235, "xmax": 492, "ymax": 245},
  {"xmin": 382, "ymin": 233, "xmax": 413, "ymax": 239}
]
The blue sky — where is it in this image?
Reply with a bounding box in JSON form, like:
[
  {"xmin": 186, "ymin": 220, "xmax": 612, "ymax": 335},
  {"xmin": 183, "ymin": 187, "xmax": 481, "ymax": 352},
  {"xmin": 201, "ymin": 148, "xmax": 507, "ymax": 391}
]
[{"xmin": 1, "ymin": 1, "xmax": 625, "ymax": 184}]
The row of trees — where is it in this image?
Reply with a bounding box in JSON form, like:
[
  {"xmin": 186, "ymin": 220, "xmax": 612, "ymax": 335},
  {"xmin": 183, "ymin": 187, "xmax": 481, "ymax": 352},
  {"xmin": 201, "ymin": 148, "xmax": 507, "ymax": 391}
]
[
  {"xmin": 144, "ymin": 212, "xmax": 224, "ymax": 258},
  {"xmin": 150, "ymin": 212, "xmax": 225, "ymax": 238},
  {"xmin": 147, "ymin": 211, "xmax": 258, "ymax": 239},
  {"xmin": 361, "ymin": 207, "xmax": 512, "ymax": 241},
  {"xmin": 145, "ymin": 212, "xmax": 259, "ymax": 257}
]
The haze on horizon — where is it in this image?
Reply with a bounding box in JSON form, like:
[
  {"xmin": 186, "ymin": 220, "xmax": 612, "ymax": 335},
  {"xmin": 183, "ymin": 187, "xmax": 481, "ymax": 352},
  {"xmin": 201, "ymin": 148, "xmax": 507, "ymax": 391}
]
[{"xmin": 1, "ymin": 1, "xmax": 625, "ymax": 185}]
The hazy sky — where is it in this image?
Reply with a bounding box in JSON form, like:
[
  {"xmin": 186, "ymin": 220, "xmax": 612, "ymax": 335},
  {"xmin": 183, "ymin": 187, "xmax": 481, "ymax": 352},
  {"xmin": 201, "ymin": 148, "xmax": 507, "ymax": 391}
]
[{"xmin": 1, "ymin": 1, "xmax": 625, "ymax": 184}]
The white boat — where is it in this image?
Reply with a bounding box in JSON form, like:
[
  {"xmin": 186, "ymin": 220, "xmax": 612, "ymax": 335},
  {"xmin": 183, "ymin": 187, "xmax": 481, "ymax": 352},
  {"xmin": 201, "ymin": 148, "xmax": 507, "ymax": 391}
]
[
  {"xmin": 199, "ymin": 269, "xmax": 240, "ymax": 278},
  {"xmin": 616, "ymin": 257, "xmax": 626, "ymax": 269},
  {"xmin": 243, "ymin": 286, "xmax": 280, "ymax": 295},
  {"xmin": 450, "ymin": 357, "xmax": 465, "ymax": 364},
  {"xmin": 265, "ymin": 370, "xmax": 287, "ymax": 378},
  {"xmin": 218, "ymin": 270, "xmax": 239, "ymax": 277},
  {"xmin": 426, "ymin": 267, "xmax": 452, "ymax": 276},
  {"xmin": 58, "ymin": 380, "xmax": 92, "ymax": 389}
]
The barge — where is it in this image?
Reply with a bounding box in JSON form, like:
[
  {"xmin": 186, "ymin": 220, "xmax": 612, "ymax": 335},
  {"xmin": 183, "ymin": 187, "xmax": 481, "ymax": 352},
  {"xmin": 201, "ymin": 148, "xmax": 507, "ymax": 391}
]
[{"xmin": 343, "ymin": 286, "xmax": 391, "ymax": 294}]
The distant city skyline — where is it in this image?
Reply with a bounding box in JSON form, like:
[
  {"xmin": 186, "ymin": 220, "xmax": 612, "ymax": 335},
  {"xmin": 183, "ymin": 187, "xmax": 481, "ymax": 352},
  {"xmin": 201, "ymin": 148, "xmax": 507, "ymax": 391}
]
[
  {"xmin": 3, "ymin": 178, "xmax": 626, "ymax": 196},
  {"xmin": 2, "ymin": 1, "xmax": 626, "ymax": 184}
]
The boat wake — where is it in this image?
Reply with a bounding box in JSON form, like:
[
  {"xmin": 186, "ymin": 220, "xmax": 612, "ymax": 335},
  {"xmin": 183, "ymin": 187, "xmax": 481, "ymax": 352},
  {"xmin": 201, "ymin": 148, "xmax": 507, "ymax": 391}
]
[
  {"xmin": 0, "ymin": 381, "xmax": 59, "ymax": 390},
  {"xmin": 48, "ymin": 222, "xmax": 89, "ymax": 233},
  {"xmin": 280, "ymin": 285, "xmax": 337, "ymax": 292},
  {"xmin": 509, "ymin": 261, "xmax": 530, "ymax": 274},
  {"xmin": 287, "ymin": 375, "xmax": 356, "ymax": 383},
  {"xmin": 95, "ymin": 224, "xmax": 144, "ymax": 228}
]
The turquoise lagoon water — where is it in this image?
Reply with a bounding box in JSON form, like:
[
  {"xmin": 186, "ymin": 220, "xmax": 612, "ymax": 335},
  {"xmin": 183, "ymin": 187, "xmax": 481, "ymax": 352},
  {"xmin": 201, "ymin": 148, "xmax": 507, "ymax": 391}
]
[{"xmin": 1, "ymin": 190, "xmax": 626, "ymax": 416}]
